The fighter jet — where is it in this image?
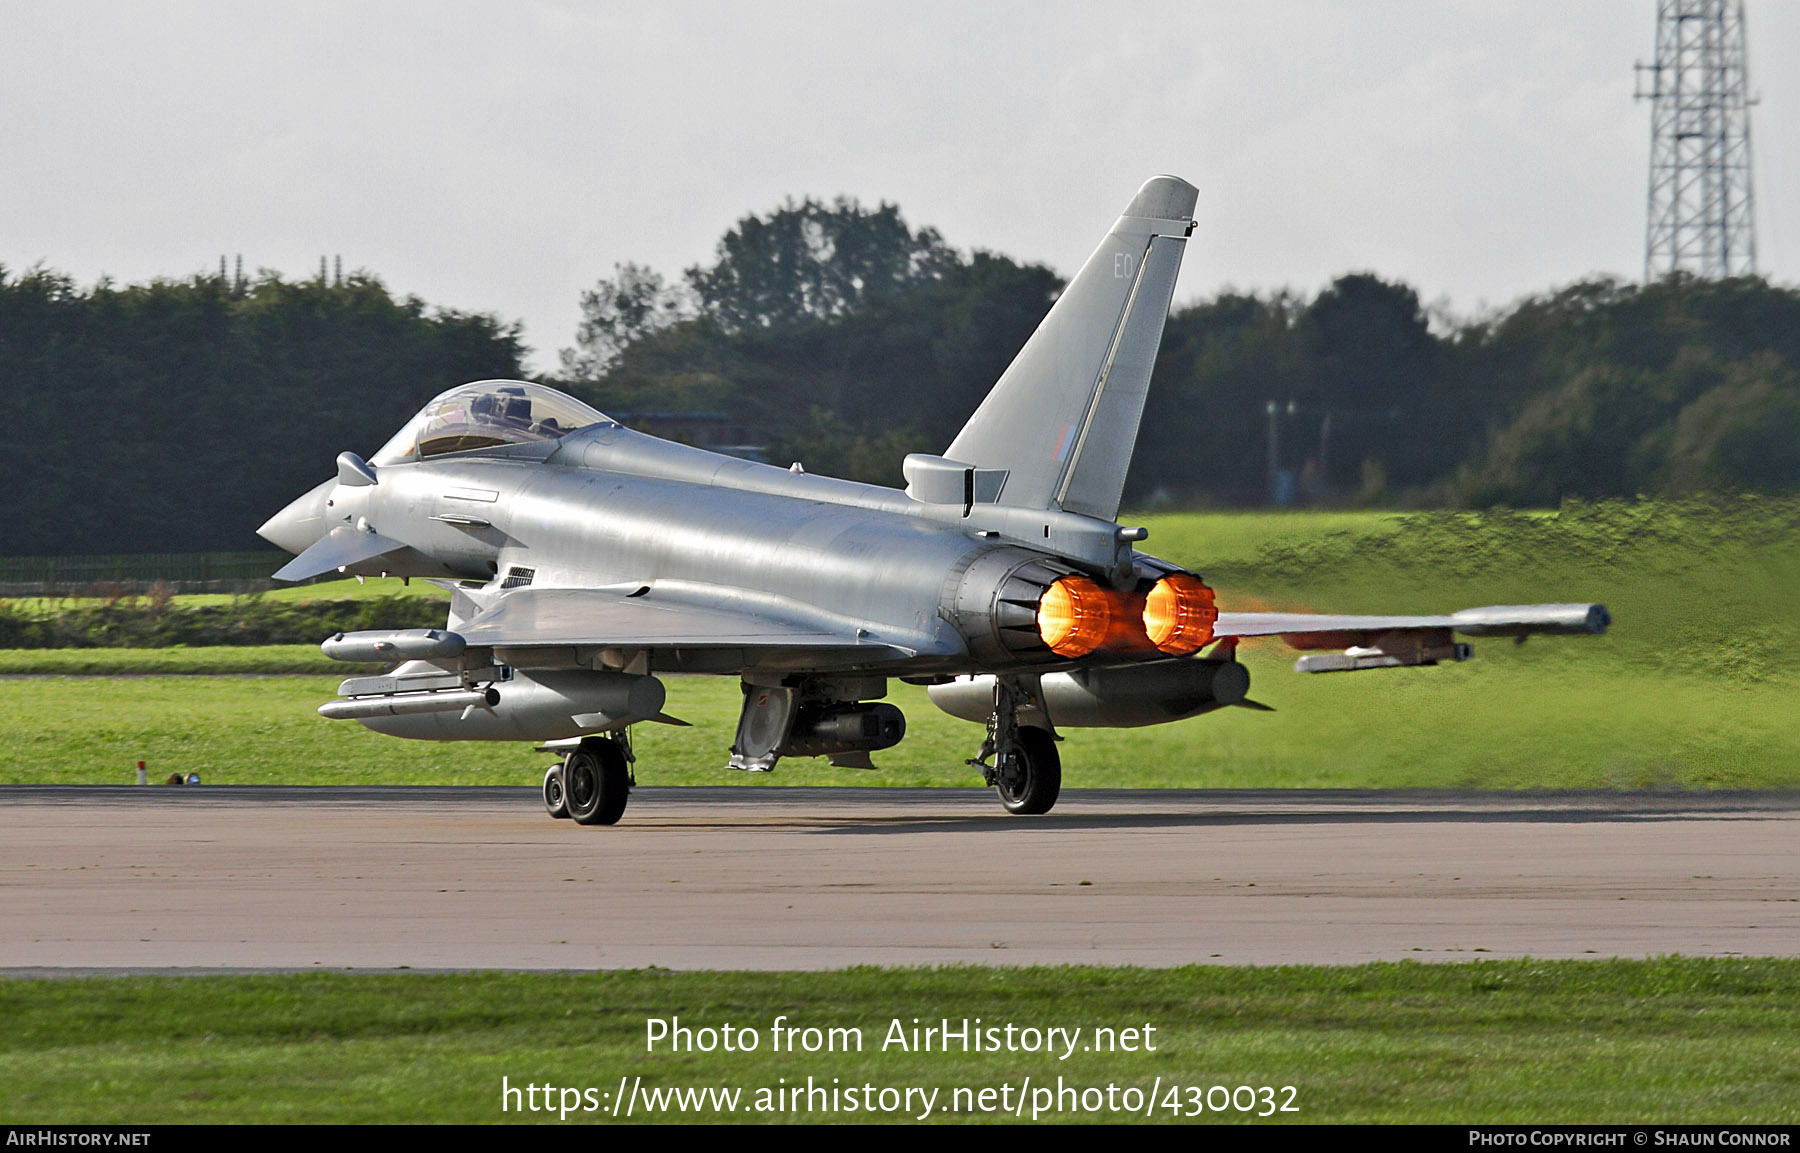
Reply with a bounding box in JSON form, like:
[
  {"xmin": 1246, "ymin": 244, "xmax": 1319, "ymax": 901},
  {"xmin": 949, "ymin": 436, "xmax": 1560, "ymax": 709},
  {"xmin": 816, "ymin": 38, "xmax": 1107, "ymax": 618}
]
[{"xmin": 258, "ymin": 175, "xmax": 1609, "ymax": 824}]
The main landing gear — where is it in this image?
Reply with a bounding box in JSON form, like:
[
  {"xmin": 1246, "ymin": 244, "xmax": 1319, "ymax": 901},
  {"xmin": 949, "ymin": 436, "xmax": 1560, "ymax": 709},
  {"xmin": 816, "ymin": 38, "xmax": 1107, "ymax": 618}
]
[
  {"xmin": 542, "ymin": 763, "xmax": 569, "ymax": 819},
  {"xmin": 543, "ymin": 735, "xmax": 632, "ymax": 825},
  {"xmin": 992, "ymin": 725, "xmax": 1061, "ymax": 815},
  {"xmin": 968, "ymin": 677, "xmax": 1062, "ymax": 815},
  {"xmin": 542, "ymin": 680, "xmax": 1063, "ymax": 823}
]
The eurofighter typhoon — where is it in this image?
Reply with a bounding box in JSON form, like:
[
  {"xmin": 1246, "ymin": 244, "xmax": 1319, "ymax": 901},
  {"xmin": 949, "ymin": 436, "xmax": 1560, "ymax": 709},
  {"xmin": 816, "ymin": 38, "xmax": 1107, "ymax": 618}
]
[{"xmin": 258, "ymin": 176, "xmax": 1609, "ymax": 824}]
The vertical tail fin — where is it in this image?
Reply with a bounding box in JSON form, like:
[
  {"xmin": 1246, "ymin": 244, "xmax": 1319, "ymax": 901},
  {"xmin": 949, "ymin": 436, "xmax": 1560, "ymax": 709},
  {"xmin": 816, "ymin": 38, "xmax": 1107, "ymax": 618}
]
[{"xmin": 944, "ymin": 175, "xmax": 1196, "ymax": 521}]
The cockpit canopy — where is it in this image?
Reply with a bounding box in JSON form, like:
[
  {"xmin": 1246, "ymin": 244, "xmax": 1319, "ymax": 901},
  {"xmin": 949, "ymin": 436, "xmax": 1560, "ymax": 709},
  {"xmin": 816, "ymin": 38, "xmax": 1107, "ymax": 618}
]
[{"xmin": 371, "ymin": 381, "xmax": 613, "ymax": 463}]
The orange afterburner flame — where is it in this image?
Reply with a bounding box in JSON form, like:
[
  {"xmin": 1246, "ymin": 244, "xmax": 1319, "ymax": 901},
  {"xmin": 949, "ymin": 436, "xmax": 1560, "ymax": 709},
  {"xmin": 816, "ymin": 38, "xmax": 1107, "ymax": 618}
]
[
  {"xmin": 1037, "ymin": 576, "xmax": 1114, "ymax": 657},
  {"xmin": 1143, "ymin": 574, "xmax": 1217, "ymax": 655}
]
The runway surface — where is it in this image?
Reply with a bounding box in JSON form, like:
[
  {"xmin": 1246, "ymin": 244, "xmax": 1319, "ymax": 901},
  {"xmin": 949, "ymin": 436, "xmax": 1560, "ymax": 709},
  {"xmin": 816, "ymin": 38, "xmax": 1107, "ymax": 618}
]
[{"xmin": 3, "ymin": 786, "xmax": 1796, "ymax": 972}]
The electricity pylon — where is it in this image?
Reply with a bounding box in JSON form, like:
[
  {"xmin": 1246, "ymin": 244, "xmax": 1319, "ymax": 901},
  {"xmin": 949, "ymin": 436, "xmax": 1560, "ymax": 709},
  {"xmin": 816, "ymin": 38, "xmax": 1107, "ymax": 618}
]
[{"xmin": 1635, "ymin": 0, "xmax": 1757, "ymax": 279}]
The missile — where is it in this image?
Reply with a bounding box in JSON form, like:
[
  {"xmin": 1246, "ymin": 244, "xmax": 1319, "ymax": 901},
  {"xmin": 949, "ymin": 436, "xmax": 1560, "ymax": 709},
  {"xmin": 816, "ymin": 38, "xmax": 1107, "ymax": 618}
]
[
  {"xmin": 321, "ymin": 629, "xmax": 466, "ymax": 662},
  {"xmin": 318, "ymin": 687, "xmax": 498, "ymax": 720}
]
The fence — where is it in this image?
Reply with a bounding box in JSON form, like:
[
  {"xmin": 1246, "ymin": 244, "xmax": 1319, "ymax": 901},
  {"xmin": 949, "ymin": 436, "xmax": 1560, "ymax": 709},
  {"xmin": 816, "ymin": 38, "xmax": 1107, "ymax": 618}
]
[{"xmin": 0, "ymin": 552, "xmax": 297, "ymax": 597}]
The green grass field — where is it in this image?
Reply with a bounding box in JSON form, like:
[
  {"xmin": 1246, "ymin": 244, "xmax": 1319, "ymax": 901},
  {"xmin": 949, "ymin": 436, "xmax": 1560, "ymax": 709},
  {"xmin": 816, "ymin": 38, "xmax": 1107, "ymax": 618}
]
[
  {"xmin": 5, "ymin": 574, "xmax": 449, "ymax": 612},
  {"xmin": 3, "ymin": 651, "xmax": 1793, "ymax": 789},
  {"xmin": 2, "ymin": 499, "xmax": 1796, "ymax": 788},
  {"xmin": 0, "ymin": 500, "xmax": 1792, "ymax": 787},
  {"xmin": 0, "ymin": 645, "xmax": 362, "ymax": 676},
  {"xmin": 3, "ymin": 960, "xmax": 1796, "ymax": 1124},
  {"xmin": 4, "ymin": 504, "xmax": 1796, "ymax": 1127}
]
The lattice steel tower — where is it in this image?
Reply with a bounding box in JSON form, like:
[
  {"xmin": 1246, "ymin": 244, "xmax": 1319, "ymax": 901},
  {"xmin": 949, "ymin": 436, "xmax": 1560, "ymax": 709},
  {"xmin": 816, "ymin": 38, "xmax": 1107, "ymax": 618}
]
[{"xmin": 1635, "ymin": 0, "xmax": 1757, "ymax": 279}]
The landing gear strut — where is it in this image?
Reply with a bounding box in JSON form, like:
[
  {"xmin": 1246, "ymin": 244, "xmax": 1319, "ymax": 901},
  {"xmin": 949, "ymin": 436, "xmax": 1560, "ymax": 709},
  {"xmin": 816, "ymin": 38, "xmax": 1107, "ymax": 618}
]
[
  {"xmin": 968, "ymin": 677, "xmax": 1062, "ymax": 815},
  {"xmin": 561, "ymin": 736, "xmax": 631, "ymax": 825}
]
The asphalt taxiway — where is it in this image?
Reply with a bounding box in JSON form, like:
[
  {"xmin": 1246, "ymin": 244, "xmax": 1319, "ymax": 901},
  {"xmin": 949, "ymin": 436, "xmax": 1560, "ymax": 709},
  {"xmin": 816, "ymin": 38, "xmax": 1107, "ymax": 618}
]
[{"xmin": 2, "ymin": 786, "xmax": 1795, "ymax": 972}]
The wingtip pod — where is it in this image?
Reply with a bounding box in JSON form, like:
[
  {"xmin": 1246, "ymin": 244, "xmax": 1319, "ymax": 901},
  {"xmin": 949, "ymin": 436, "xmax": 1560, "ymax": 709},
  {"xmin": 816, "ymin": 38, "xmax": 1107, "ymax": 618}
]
[{"xmin": 1449, "ymin": 603, "xmax": 1611, "ymax": 637}]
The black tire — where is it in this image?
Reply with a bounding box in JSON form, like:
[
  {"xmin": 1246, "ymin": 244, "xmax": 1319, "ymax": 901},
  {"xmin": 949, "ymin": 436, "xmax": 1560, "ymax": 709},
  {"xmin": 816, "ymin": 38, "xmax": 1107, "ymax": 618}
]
[
  {"xmin": 542, "ymin": 764, "xmax": 570, "ymax": 819},
  {"xmin": 566, "ymin": 740, "xmax": 630, "ymax": 826},
  {"xmin": 995, "ymin": 725, "xmax": 1061, "ymax": 815}
]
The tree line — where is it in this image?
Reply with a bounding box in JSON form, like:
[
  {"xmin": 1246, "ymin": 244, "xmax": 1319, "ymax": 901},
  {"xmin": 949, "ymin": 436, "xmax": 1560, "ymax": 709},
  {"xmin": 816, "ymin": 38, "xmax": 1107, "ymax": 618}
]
[
  {"xmin": 3, "ymin": 196, "xmax": 1798, "ymax": 557},
  {"xmin": 0, "ymin": 266, "xmax": 524, "ymax": 556},
  {"xmin": 558, "ymin": 199, "xmax": 1800, "ymax": 509}
]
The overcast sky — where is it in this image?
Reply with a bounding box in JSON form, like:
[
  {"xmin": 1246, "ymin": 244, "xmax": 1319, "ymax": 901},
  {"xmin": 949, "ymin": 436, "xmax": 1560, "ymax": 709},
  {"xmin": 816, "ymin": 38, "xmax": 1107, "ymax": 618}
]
[{"xmin": 3, "ymin": 1, "xmax": 1795, "ymax": 373}]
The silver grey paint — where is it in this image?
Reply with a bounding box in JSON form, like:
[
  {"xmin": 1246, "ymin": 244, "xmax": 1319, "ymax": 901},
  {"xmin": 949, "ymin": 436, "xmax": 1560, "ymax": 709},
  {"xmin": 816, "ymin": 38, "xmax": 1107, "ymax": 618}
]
[
  {"xmin": 946, "ymin": 178, "xmax": 1198, "ymax": 520},
  {"xmin": 259, "ymin": 175, "xmax": 1610, "ymax": 756},
  {"xmin": 930, "ymin": 660, "xmax": 1251, "ymax": 729}
]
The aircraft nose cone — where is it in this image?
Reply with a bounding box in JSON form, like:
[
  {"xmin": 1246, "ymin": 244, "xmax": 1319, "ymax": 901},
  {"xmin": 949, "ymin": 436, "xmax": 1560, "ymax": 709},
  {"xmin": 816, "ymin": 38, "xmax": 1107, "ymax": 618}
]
[{"xmin": 257, "ymin": 479, "xmax": 335, "ymax": 554}]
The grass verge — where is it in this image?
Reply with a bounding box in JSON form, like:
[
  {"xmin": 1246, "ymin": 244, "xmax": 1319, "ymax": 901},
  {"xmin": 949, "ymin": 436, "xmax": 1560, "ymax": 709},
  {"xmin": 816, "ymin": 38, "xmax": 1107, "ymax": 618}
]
[
  {"xmin": 0, "ymin": 645, "xmax": 362, "ymax": 676},
  {"xmin": 2, "ymin": 959, "xmax": 1795, "ymax": 1124},
  {"xmin": 2, "ymin": 499, "xmax": 1795, "ymax": 788},
  {"xmin": 2, "ymin": 659, "xmax": 1795, "ymax": 788}
]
